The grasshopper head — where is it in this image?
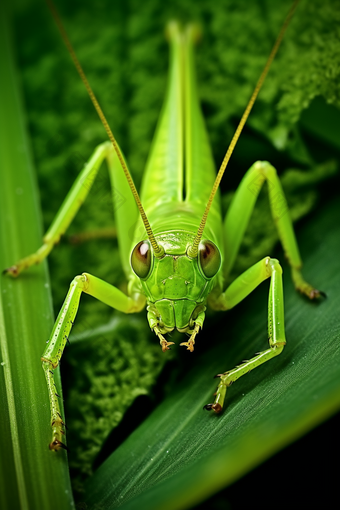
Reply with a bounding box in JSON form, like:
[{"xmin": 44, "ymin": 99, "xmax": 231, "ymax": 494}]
[{"xmin": 130, "ymin": 232, "xmax": 221, "ymax": 350}]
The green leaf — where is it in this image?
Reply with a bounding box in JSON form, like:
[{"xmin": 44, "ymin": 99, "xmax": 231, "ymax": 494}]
[
  {"xmin": 0, "ymin": 4, "xmax": 74, "ymax": 509},
  {"xmin": 84, "ymin": 197, "xmax": 340, "ymax": 509}
]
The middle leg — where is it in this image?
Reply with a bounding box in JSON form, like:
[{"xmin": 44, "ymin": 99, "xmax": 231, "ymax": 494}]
[{"xmin": 223, "ymin": 161, "xmax": 321, "ymax": 298}]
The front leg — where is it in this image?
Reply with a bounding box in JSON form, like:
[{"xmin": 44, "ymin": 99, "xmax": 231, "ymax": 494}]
[
  {"xmin": 206, "ymin": 257, "xmax": 286, "ymax": 412},
  {"xmin": 41, "ymin": 273, "xmax": 145, "ymax": 450},
  {"xmin": 4, "ymin": 142, "xmax": 113, "ymax": 277}
]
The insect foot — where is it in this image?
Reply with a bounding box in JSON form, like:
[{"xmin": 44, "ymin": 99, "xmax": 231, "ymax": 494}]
[
  {"xmin": 3, "ymin": 264, "xmax": 20, "ymax": 277},
  {"xmin": 306, "ymin": 288, "xmax": 326, "ymax": 299},
  {"xmin": 49, "ymin": 418, "xmax": 69, "ymax": 452},
  {"xmin": 153, "ymin": 326, "xmax": 175, "ymax": 352},
  {"xmin": 203, "ymin": 403, "xmax": 222, "ymax": 413},
  {"xmin": 41, "ymin": 359, "xmax": 69, "ymax": 452},
  {"xmin": 291, "ymin": 268, "xmax": 326, "ymax": 300},
  {"xmin": 161, "ymin": 339, "xmax": 175, "ymax": 352},
  {"xmin": 204, "ymin": 372, "xmax": 229, "ymax": 412},
  {"xmin": 179, "ymin": 339, "xmax": 195, "ymax": 352},
  {"xmin": 3, "ymin": 243, "xmax": 52, "ymax": 277}
]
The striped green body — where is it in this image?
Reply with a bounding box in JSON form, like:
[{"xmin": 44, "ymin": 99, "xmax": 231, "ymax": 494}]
[{"xmin": 114, "ymin": 24, "xmax": 223, "ymax": 334}]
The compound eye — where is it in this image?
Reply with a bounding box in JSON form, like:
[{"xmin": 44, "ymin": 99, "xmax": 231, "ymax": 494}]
[
  {"xmin": 199, "ymin": 240, "xmax": 221, "ymax": 278},
  {"xmin": 131, "ymin": 241, "xmax": 152, "ymax": 279}
]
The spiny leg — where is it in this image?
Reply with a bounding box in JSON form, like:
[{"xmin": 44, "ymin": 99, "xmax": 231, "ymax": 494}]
[
  {"xmin": 206, "ymin": 257, "xmax": 286, "ymax": 412},
  {"xmin": 4, "ymin": 142, "xmax": 113, "ymax": 276},
  {"xmin": 223, "ymin": 161, "xmax": 322, "ymax": 299},
  {"xmin": 42, "ymin": 272, "xmax": 145, "ymax": 450}
]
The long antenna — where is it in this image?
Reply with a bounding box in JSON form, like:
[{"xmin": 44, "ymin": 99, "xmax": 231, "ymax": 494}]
[
  {"xmin": 187, "ymin": 0, "xmax": 300, "ymax": 258},
  {"xmin": 45, "ymin": 0, "xmax": 164, "ymax": 258}
]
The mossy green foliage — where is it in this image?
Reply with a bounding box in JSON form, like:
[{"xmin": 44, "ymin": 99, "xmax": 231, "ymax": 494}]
[{"xmin": 13, "ymin": 0, "xmax": 340, "ymax": 499}]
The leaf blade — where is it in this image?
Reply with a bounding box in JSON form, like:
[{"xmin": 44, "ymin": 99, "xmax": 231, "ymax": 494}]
[{"xmin": 0, "ymin": 4, "xmax": 74, "ymax": 509}]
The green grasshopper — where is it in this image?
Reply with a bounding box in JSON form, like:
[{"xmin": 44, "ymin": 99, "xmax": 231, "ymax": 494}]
[{"xmin": 5, "ymin": 0, "xmax": 321, "ymax": 451}]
